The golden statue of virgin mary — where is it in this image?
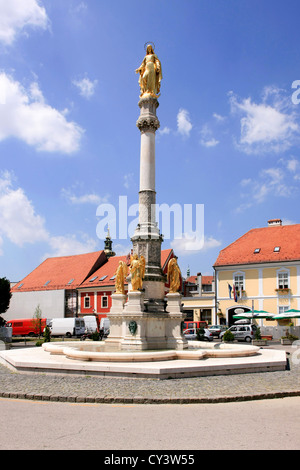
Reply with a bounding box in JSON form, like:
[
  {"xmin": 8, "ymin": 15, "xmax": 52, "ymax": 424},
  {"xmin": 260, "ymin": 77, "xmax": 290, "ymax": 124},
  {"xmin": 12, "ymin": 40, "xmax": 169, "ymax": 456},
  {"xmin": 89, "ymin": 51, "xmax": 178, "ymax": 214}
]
[
  {"xmin": 167, "ymin": 257, "xmax": 181, "ymax": 294},
  {"xmin": 135, "ymin": 44, "xmax": 162, "ymax": 98}
]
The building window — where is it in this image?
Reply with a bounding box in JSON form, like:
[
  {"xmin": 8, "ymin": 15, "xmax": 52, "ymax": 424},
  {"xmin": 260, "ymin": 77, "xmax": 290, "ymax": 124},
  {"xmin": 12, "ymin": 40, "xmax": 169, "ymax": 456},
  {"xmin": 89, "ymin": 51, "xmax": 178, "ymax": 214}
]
[
  {"xmin": 201, "ymin": 309, "xmax": 212, "ymax": 324},
  {"xmin": 102, "ymin": 295, "xmax": 108, "ymax": 308},
  {"xmin": 84, "ymin": 296, "xmax": 90, "ymax": 309},
  {"xmin": 278, "ymin": 306, "xmax": 289, "ymax": 315},
  {"xmin": 278, "ymin": 272, "xmax": 289, "ymax": 289},
  {"xmin": 234, "ymin": 274, "xmax": 244, "ymax": 291},
  {"xmin": 202, "ymin": 284, "xmax": 212, "ymax": 292}
]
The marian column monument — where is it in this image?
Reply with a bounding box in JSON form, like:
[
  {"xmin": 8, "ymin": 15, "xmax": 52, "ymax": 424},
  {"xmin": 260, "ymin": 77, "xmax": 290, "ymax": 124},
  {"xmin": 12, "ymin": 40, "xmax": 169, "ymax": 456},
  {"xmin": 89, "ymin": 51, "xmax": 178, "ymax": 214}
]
[
  {"xmin": 132, "ymin": 44, "xmax": 165, "ymax": 310},
  {"xmin": 106, "ymin": 44, "xmax": 187, "ymax": 350}
]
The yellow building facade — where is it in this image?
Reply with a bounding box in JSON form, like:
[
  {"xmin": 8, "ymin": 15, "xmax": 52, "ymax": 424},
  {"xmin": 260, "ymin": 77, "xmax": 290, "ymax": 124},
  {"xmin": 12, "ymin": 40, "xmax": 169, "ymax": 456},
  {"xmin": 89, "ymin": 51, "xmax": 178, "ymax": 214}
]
[{"xmin": 182, "ymin": 274, "xmax": 216, "ymax": 325}]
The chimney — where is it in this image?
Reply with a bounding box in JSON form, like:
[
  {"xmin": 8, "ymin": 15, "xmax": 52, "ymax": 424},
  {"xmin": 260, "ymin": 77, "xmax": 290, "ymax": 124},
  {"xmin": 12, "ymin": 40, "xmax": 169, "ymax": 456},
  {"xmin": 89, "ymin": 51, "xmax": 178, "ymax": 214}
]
[
  {"xmin": 197, "ymin": 272, "xmax": 202, "ymax": 294},
  {"xmin": 268, "ymin": 219, "xmax": 282, "ymax": 227}
]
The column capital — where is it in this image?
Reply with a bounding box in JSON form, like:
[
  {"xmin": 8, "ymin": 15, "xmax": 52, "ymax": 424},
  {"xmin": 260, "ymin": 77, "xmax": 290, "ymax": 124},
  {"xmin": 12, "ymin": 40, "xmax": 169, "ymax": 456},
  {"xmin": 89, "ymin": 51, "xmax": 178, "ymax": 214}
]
[
  {"xmin": 136, "ymin": 116, "xmax": 160, "ymax": 133},
  {"xmin": 137, "ymin": 96, "xmax": 160, "ymax": 133}
]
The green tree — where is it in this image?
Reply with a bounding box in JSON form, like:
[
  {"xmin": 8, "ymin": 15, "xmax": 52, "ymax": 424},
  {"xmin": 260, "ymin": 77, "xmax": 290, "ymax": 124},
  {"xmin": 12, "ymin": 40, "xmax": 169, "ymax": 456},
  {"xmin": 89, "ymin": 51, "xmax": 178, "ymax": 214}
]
[
  {"xmin": 32, "ymin": 304, "xmax": 43, "ymax": 338},
  {"xmin": 0, "ymin": 277, "xmax": 12, "ymax": 326}
]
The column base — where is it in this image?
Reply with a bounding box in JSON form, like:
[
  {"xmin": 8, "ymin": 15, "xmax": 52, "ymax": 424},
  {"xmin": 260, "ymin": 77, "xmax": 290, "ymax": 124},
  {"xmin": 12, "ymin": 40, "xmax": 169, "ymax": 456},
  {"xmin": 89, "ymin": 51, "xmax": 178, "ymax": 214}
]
[{"xmin": 106, "ymin": 291, "xmax": 187, "ymax": 350}]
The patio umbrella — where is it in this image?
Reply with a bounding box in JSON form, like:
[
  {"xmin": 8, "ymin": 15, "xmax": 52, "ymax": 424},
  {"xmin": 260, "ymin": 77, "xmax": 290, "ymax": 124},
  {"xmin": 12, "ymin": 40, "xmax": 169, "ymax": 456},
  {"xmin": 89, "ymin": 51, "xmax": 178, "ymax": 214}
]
[
  {"xmin": 253, "ymin": 310, "xmax": 275, "ymax": 319},
  {"xmin": 233, "ymin": 311, "xmax": 258, "ymax": 320},
  {"xmin": 285, "ymin": 309, "xmax": 300, "ymax": 316},
  {"xmin": 273, "ymin": 309, "xmax": 300, "ymax": 320}
]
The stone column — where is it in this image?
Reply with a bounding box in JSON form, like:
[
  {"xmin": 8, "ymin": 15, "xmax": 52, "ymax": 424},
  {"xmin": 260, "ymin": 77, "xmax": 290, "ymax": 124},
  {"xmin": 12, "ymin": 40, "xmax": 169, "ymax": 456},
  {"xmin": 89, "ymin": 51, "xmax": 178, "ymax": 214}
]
[{"xmin": 131, "ymin": 97, "xmax": 165, "ymax": 311}]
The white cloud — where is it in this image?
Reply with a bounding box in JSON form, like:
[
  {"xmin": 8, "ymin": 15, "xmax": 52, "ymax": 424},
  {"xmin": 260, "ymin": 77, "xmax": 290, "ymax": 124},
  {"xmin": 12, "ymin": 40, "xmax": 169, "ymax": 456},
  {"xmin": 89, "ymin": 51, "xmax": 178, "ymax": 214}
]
[
  {"xmin": 229, "ymin": 88, "xmax": 299, "ymax": 154},
  {"xmin": 177, "ymin": 109, "xmax": 192, "ymax": 137},
  {"xmin": 282, "ymin": 218, "xmax": 296, "ymax": 226},
  {"xmin": 0, "ymin": 171, "xmax": 99, "ymax": 259},
  {"xmin": 200, "ymin": 125, "xmax": 219, "ymax": 147},
  {"xmin": 286, "ymin": 158, "xmax": 299, "ymax": 174},
  {"xmin": 0, "ymin": 0, "xmax": 49, "ymax": 45},
  {"xmin": 0, "ymin": 73, "xmax": 83, "ymax": 153},
  {"xmin": 240, "ymin": 178, "xmax": 251, "ymax": 187},
  {"xmin": 235, "ymin": 162, "xmax": 298, "ymax": 213},
  {"xmin": 213, "ymin": 113, "xmax": 226, "ymax": 122},
  {"xmin": 158, "ymin": 126, "xmax": 171, "ymax": 136},
  {"xmin": 74, "ymin": 2, "xmax": 88, "ymax": 14},
  {"xmin": 61, "ymin": 187, "xmax": 108, "ymax": 205},
  {"xmin": 123, "ymin": 173, "xmax": 134, "ymax": 189},
  {"xmin": 73, "ymin": 77, "xmax": 98, "ymax": 99},
  {"xmin": 171, "ymin": 232, "xmax": 221, "ymax": 255},
  {"xmin": 113, "ymin": 243, "xmax": 131, "ymax": 256},
  {"xmin": 0, "ymin": 171, "xmax": 49, "ymax": 247}
]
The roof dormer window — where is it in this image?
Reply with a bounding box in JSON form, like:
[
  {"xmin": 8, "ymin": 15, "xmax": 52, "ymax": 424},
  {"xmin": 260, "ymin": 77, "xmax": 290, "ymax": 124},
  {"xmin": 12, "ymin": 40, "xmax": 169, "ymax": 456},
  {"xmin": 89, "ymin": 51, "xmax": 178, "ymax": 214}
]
[
  {"xmin": 274, "ymin": 246, "xmax": 280, "ymax": 252},
  {"xmin": 254, "ymin": 248, "xmax": 260, "ymax": 253}
]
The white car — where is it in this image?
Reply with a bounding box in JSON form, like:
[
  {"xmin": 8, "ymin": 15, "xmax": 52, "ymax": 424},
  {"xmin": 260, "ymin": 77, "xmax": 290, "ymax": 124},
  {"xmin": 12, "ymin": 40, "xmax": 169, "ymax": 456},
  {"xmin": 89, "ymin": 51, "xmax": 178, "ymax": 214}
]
[
  {"xmin": 183, "ymin": 328, "xmax": 213, "ymax": 342},
  {"xmin": 219, "ymin": 324, "xmax": 257, "ymax": 343}
]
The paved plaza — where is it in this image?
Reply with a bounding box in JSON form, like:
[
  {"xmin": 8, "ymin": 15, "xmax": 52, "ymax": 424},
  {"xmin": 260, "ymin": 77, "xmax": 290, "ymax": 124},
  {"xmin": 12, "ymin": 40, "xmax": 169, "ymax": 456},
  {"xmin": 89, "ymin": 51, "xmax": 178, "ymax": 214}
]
[{"xmin": 0, "ymin": 342, "xmax": 299, "ymax": 404}]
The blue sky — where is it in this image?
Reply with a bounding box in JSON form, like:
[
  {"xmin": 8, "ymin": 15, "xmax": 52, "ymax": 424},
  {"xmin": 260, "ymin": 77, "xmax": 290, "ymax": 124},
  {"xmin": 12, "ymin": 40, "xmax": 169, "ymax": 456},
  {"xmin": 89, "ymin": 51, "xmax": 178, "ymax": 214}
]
[{"xmin": 0, "ymin": 0, "xmax": 300, "ymax": 282}]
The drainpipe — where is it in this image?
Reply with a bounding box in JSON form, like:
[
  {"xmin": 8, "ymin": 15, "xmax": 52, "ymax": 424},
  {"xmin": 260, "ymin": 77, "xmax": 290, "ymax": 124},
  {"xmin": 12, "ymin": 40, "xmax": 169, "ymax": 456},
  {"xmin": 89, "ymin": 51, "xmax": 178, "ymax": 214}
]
[{"xmin": 213, "ymin": 267, "xmax": 217, "ymax": 325}]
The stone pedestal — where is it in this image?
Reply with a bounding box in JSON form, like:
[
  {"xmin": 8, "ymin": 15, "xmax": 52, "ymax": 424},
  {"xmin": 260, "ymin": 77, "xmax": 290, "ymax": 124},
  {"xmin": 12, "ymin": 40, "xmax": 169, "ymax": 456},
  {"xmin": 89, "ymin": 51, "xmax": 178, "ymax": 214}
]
[
  {"xmin": 165, "ymin": 293, "xmax": 188, "ymax": 349},
  {"xmin": 110, "ymin": 293, "xmax": 127, "ymax": 313},
  {"xmin": 124, "ymin": 291, "xmax": 145, "ymax": 313},
  {"xmin": 106, "ymin": 291, "xmax": 187, "ymax": 351}
]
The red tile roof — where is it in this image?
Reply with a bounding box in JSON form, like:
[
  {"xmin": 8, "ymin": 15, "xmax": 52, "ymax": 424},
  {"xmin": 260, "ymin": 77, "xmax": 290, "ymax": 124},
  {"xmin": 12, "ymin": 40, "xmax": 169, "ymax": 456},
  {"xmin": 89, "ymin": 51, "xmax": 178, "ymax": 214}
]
[
  {"xmin": 214, "ymin": 224, "xmax": 300, "ymax": 267},
  {"xmin": 186, "ymin": 275, "xmax": 197, "ymax": 284},
  {"xmin": 80, "ymin": 255, "xmax": 129, "ymax": 288},
  {"xmin": 202, "ymin": 276, "xmax": 214, "ymax": 285},
  {"xmin": 186, "ymin": 275, "xmax": 213, "ymax": 285},
  {"xmin": 12, "ymin": 249, "xmax": 175, "ymax": 292},
  {"xmin": 80, "ymin": 249, "xmax": 174, "ymax": 288},
  {"xmin": 12, "ymin": 251, "xmax": 106, "ymax": 292}
]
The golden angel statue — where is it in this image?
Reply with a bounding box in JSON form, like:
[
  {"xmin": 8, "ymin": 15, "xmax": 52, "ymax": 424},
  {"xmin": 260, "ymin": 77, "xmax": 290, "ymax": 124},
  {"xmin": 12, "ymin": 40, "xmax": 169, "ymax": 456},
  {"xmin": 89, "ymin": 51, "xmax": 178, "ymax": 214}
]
[
  {"xmin": 135, "ymin": 44, "xmax": 162, "ymax": 98},
  {"xmin": 167, "ymin": 258, "xmax": 181, "ymax": 293},
  {"xmin": 115, "ymin": 261, "xmax": 128, "ymax": 295},
  {"xmin": 130, "ymin": 254, "xmax": 146, "ymax": 291}
]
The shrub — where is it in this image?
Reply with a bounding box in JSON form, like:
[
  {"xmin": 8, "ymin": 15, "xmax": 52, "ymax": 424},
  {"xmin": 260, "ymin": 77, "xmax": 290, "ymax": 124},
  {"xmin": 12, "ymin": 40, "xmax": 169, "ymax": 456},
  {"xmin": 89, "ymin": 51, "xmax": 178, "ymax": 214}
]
[
  {"xmin": 91, "ymin": 331, "xmax": 100, "ymax": 341},
  {"xmin": 281, "ymin": 333, "xmax": 299, "ymax": 341},
  {"xmin": 223, "ymin": 329, "xmax": 235, "ymax": 342},
  {"xmin": 255, "ymin": 327, "xmax": 262, "ymax": 340},
  {"xmin": 43, "ymin": 325, "xmax": 51, "ymax": 343},
  {"xmin": 196, "ymin": 328, "xmax": 205, "ymax": 341}
]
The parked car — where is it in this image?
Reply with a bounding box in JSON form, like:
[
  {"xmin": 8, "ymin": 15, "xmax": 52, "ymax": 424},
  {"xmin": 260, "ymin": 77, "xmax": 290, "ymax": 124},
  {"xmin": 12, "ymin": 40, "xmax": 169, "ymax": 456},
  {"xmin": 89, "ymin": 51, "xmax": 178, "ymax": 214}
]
[
  {"xmin": 208, "ymin": 325, "xmax": 227, "ymax": 337},
  {"xmin": 220, "ymin": 324, "xmax": 257, "ymax": 343},
  {"xmin": 6, "ymin": 318, "xmax": 48, "ymax": 337},
  {"xmin": 49, "ymin": 318, "xmax": 85, "ymax": 338},
  {"xmin": 183, "ymin": 321, "xmax": 208, "ymax": 330},
  {"xmin": 183, "ymin": 328, "xmax": 213, "ymax": 342},
  {"xmin": 100, "ymin": 317, "xmax": 110, "ymax": 337},
  {"xmin": 83, "ymin": 315, "xmax": 98, "ymax": 334}
]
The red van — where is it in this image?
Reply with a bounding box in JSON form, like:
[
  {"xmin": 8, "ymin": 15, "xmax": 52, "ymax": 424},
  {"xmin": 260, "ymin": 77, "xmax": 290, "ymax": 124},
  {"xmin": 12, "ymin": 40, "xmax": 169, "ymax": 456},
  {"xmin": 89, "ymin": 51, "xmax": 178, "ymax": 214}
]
[
  {"xmin": 6, "ymin": 318, "xmax": 47, "ymax": 337},
  {"xmin": 183, "ymin": 320, "xmax": 208, "ymax": 330}
]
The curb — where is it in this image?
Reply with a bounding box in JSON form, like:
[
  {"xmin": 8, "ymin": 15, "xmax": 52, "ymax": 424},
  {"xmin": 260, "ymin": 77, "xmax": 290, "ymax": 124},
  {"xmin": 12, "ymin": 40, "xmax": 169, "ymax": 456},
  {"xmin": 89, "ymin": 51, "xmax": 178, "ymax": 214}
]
[{"xmin": 1, "ymin": 390, "xmax": 300, "ymax": 404}]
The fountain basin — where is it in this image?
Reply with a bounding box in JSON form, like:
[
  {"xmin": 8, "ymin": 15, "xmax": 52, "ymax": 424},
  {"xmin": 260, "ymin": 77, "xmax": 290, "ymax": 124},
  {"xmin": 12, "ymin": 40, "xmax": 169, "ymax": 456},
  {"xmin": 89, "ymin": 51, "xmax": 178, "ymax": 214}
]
[
  {"xmin": 42, "ymin": 341, "xmax": 260, "ymax": 362},
  {"xmin": 0, "ymin": 341, "xmax": 287, "ymax": 379}
]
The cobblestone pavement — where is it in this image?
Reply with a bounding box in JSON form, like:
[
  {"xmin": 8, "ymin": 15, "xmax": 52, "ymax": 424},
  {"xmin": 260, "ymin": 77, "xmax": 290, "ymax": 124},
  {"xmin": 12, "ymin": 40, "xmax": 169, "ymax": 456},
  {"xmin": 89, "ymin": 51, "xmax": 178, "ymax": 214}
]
[{"xmin": 0, "ymin": 343, "xmax": 299, "ymax": 404}]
